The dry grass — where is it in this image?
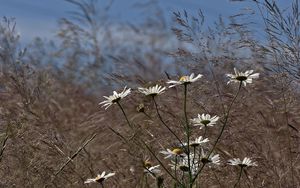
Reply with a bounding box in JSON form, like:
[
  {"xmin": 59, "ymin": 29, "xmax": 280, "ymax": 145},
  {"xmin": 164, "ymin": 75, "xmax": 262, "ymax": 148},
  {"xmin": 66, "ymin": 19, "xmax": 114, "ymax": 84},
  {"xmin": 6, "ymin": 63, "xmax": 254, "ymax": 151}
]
[{"xmin": 0, "ymin": 0, "xmax": 300, "ymax": 187}]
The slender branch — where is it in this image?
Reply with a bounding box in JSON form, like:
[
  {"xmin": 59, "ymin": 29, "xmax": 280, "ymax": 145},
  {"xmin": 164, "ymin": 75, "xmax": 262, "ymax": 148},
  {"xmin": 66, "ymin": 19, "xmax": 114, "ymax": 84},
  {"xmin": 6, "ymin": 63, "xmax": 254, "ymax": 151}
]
[
  {"xmin": 117, "ymin": 101, "xmax": 133, "ymax": 129},
  {"xmin": 183, "ymin": 84, "xmax": 192, "ymax": 187},
  {"xmin": 54, "ymin": 133, "xmax": 97, "ymax": 176},
  {"xmin": 203, "ymin": 126, "xmax": 207, "ymax": 138},
  {"xmin": 233, "ymin": 167, "xmax": 243, "ymax": 188},
  {"xmin": 152, "ymin": 96, "xmax": 184, "ymax": 146},
  {"xmin": 192, "ymin": 82, "xmax": 242, "ymax": 184},
  {"xmin": 191, "ymin": 162, "xmax": 206, "ymax": 183},
  {"xmin": 208, "ymin": 82, "xmax": 242, "ymax": 156}
]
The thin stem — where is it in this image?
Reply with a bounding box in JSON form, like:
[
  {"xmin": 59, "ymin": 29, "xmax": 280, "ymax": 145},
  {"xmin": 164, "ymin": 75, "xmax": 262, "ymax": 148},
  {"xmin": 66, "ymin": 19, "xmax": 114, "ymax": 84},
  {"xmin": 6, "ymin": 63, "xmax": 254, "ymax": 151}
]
[
  {"xmin": 242, "ymin": 170, "xmax": 253, "ymax": 188},
  {"xmin": 192, "ymin": 146, "xmax": 196, "ymax": 168},
  {"xmin": 183, "ymin": 84, "xmax": 192, "ymax": 188},
  {"xmin": 191, "ymin": 163, "xmax": 206, "ymax": 183},
  {"xmin": 181, "ymin": 173, "xmax": 185, "ymax": 187},
  {"xmin": 143, "ymin": 111, "xmax": 152, "ymax": 119},
  {"xmin": 191, "ymin": 82, "xmax": 242, "ymax": 184},
  {"xmin": 116, "ymin": 101, "xmax": 133, "ymax": 129},
  {"xmin": 175, "ymin": 157, "xmax": 178, "ymax": 188},
  {"xmin": 203, "ymin": 126, "xmax": 207, "ymax": 138},
  {"xmin": 143, "ymin": 142, "xmax": 184, "ymax": 187},
  {"xmin": 208, "ymin": 82, "xmax": 242, "ymax": 157},
  {"xmin": 144, "ymin": 167, "xmax": 157, "ymax": 178},
  {"xmin": 152, "ymin": 96, "xmax": 184, "ymax": 146},
  {"xmin": 233, "ymin": 167, "xmax": 243, "ymax": 188}
]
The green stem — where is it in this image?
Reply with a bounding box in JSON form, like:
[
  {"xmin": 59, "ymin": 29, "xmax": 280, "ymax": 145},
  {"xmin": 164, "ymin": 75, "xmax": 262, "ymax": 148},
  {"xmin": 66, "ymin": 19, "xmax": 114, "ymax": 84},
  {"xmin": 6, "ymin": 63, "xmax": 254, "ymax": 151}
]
[
  {"xmin": 143, "ymin": 111, "xmax": 152, "ymax": 119},
  {"xmin": 183, "ymin": 84, "xmax": 192, "ymax": 188},
  {"xmin": 100, "ymin": 182, "xmax": 105, "ymax": 188},
  {"xmin": 191, "ymin": 162, "xmax": 206, "ymax": 183},
  {"xmin": 175, "ymin": 157, "xmax": 178, "ymax": 188},
  {"xmin": 144, "ymin": 167, "xmax": 157, "ymax": 178},
  {"xmin": 191, "ymin": 82, "xmax": 242, "ymax": 184},
  {"xmin": 208, "ymin": 82, "xmax": 242, "ymax": 157},
  {"xmin": 233, "ymin": 167, "xmax": 243, "ymax": 188},
  {"xmin": 117, "ymin": 101, "xmax": 133, "ymax": 129},
  {"xmin": 192, "ymin": 146, "xmax": 196, "ymax": 169},
  {"xmin": 203, "ymin": 125, "xmax": 207, "ymax": 138},
  {"xmin": 152, "ymin": 96, "xmax": 184, "ymax": 146}
]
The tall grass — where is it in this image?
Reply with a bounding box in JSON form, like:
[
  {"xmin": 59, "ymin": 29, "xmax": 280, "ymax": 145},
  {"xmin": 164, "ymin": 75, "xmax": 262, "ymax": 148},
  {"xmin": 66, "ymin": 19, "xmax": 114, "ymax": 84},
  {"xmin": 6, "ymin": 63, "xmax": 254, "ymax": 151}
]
[{"xmin": 0, "ymin": 0, "xmax": 300, "ymax": 187}]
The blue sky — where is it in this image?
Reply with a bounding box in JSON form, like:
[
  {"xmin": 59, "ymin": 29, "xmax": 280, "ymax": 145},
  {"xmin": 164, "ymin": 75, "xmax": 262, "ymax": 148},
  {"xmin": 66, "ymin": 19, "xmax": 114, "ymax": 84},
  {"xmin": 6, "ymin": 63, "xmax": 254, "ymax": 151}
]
[{"xmin": 0, "ymin": 0, "xmax": 290, "ymax": 43}]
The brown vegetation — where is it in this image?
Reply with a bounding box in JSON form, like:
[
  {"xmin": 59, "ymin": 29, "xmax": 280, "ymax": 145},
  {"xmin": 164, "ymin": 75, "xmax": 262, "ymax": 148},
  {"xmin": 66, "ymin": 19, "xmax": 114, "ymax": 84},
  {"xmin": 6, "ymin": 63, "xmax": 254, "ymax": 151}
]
[{"xmin": 0, "ymin": 0, "xmax": 300, "ymax": 187}]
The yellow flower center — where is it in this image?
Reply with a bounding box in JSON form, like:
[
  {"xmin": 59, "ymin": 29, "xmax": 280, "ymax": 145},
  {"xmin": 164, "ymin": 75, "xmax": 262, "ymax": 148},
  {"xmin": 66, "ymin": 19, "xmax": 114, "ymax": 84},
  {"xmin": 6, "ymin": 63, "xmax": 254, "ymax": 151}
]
[
  {"xmin": 172, "ymin": 148, "xmax": 184, "ymax": 155},
  {"xmin": 179, "ymin": 76, "xmax": 189, "ymax": 82},
  {"xmin": 143, "ymin": 160, "xmax": 152, "ymax": 168}
]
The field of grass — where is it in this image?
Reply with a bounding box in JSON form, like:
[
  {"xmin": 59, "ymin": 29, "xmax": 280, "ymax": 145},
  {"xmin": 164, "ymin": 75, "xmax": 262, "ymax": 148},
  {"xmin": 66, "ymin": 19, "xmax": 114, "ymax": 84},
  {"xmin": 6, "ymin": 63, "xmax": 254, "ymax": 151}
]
[{"xmin": 0, "ymin": 0, "xmax": 300, "ymax": 187}]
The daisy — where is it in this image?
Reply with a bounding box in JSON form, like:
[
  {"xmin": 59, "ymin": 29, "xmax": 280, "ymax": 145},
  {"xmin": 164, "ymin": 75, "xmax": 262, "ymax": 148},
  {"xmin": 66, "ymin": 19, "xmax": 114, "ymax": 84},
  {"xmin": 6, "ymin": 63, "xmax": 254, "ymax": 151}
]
[
  {"xmin": 182, "ymin": 136, "xmax": 209, "ymax": 147},
  {"xmin": 167, "ymin": 73, "xmax": 203, "ymax": 88},
  {"xmin": 169, "ymin": 153, "xmax": 199, "ymax": 175},
  {"xmin": 84, "ymin": 171, "xmax": 115, "ymax": 184},
  {"xmin": 144, "ymin": 165, "xmax": 161, "ymax": 177},
  {"xmin": 99, "ymin": 86, "xmax": 131, "ymax": 109},
  {"xmin": 200, "ymin": 149, "xmax": 220, "ymax": 166},
  {"xmin": 138, "ymin": 85, "xmax": 166, "ymax": 96},
  {"xmin": 226, "ymin": 68, "xmax": 259, "ymax": 86},
  {"xmin": 160, "ymin": 148, "xmax": 185, "ymax": 159},
  {"xmin": 191, "ymin": 114, "xmax": 219, "ymax": 129},
  {"xmin": 228, "ymin": 157, "xmax": 258, "ymax": 168}
]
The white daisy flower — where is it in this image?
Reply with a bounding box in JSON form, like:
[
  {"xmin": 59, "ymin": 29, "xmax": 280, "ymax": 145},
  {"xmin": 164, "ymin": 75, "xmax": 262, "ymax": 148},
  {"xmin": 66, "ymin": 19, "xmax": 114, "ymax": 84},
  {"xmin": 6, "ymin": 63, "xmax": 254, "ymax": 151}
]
[
  {"xmin": 99, "ymin": 86, "xmax": 131, "ymax": 109},
  {"xmin": 144, "ymin": 165, "xmax": 161, "ymax": 176},
  {"xmin": 228, "ymin": 157, "xmax": 258, "ymax": 168},
  {"xmin": 200, "ymin": 149, "xmax": 220, "ymax": 166},
  {"xmin": 167, "ymin": 73, "xmax": 203, "ymax": 88},
  {"xmin": 169, "ymin": 153, "xmax": 199, "ymax": 175},
  {"xmin": 191, "ymin": 114, "xmax": 219, "ymax": 129},
  {"xmin": 138, "ymin": 85, "xmax": 166, "ymax": 96},
  {"xmin": 226, "ymin": 68, "xmax": 259, "ymax": 86},
  {"xmin": 160, "ymin": 148, "xmax": 185, "ymax": 159},
  {"xmin": 182, "ymin": 136, "xmax": 209, "ymax": 147},
  {"xmin": 84, "ymin": 171, "xmax": 115, "ymax": 184}
]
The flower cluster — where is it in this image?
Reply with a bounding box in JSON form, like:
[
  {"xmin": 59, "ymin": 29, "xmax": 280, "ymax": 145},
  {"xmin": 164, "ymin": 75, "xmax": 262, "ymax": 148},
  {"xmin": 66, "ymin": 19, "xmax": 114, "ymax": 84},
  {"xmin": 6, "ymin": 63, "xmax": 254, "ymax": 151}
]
[
  {"xmin": 99, "ymin": 69, "xmax": 259, "ymax": 110},
  {"xmin": 96, "ymin": 68, "xmax": 259, "ymax": 187}
]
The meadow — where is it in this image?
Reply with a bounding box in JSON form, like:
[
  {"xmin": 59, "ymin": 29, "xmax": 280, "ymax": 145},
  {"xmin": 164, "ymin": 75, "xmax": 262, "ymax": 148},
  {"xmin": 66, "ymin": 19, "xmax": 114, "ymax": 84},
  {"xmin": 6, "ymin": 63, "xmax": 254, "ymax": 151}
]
[{"xmin": 0, "ymin": 0, "xmax": 300, "ymax": 187}]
